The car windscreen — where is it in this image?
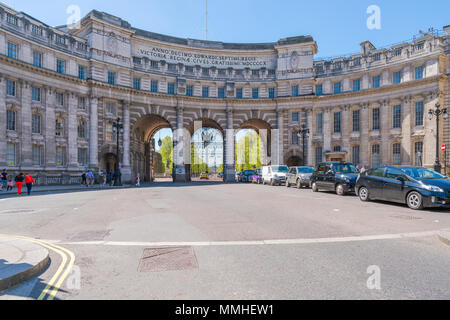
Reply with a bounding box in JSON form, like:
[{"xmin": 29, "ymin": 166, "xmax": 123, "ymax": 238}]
[
  {"xmin": 272, "ymin": 166, "xmax": 289, "ymax": 173},
  {"xmin": 244, "ymin": 171, "xmax": 255, "ymax": 175},
  {"xmin": 334, "ymin": 164, "xmax": 359, "ymax": 174},
  {"xmin": 298, "ymin": 168, "xmax": 314, "ymax": 174},
  {"xmin": 400, "ymin": 168, "xmax": 446, "ymax": 180}
]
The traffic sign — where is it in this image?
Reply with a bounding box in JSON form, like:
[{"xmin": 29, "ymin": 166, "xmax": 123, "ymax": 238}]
[{"xmin": 442, "ymin": 145, "xmax": 446, "ymax": 152}]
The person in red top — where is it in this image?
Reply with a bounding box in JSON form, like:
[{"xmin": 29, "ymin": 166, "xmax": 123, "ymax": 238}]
[
  {"xmin": 14, "ymin": 173, "xmax": 24, "ymax": 195},
  {"xmin": 24, "ymin": 173, "xmax": 35, "ymax": 196}
]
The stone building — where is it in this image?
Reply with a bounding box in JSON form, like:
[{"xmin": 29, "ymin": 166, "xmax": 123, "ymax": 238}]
[{"xmin": 0, "ymin": 3, "xmax": 448, "ymax": 184}]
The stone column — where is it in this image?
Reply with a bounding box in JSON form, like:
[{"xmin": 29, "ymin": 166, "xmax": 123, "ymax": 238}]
[
  {"xmin": 89, "ymin": 96, "xmax": 99, "ymax": 169},
  {"xmin": 342, "ymin": 105, "xmax": 351, "ymax": 159},
  {"xmin": 67, "ymin": 93, "xmax": 78, "ymax": 168},
  {"xmin": 323, "ymin": 107, "xmax": 332, "ymax": 154},
  {"xmin": 306, "ymin": 109, "xmax": 314, "ymax": 166},
  {"xmin": 0, "ymin": 76, "xmax": 6, "ymax": 167},
  {"xmin": 380, "ymin": 99, "xmax": 390, "ymax": 166},
  {"xmin": 173, "ymin": 103, "xmax": 187, "ymax": 182},
  {"xmin": 401, "ymin": 96, "xmax": 412, "ymax": 165},
  {"xmin": 360, "ymin": 103, "xmax": 370, "ymax": 167},
  {"xmin": 20, "ymin": 81, "xmax": 32, "ymax": 167},
  {"xmin": 271, "ymin": 109, "xmax": 283, "ymax": 165},
  {"xmin": 44, "ymin": 87, "xmax": 56, "ymax": 168},
  {"xmin": 224, "ymin": 108, "xmax": 235, "ymax": 182},
  {"xmin": 121, "ymin": 101, "xmax": 132, "ymax": 183}
]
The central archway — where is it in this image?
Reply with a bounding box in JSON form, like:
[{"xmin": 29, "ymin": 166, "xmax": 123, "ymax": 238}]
[{"xmin": 236, "ymin": 119, "xmax": 272, "ymax": 170}]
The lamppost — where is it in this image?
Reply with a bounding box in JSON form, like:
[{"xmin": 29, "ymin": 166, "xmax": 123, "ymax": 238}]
[
  {"xmin": 112, "ymin": 117, "xmax": 124, "ymax": 186},
  {"xmin": 297, "ymin": 124, "xmax": 310, "ymax": 166},
  {"xmin": 428, "ymin": 103, "xmax": 448, "ymax": 173}
]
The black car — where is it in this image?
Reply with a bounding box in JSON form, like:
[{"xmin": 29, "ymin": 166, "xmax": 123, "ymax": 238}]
[
  {"xmin": 311, "ymin": 162, "xmax": 359, "ymax": 196},
  {"xmin": 355, "ymin": 166, "xmax": 450, "ymax": 210},
  {"xmin": 241, "ymin": 170, "xmax": 255, "ymax": 183}
]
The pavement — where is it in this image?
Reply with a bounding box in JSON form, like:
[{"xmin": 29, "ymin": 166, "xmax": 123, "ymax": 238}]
[
  {"xmin": 438, "ymin": 230, "xmax": 450, "ymax": 246},
  {"xmin": 0, "ymin": 237, "xmax": 49, "ymax": 292}
]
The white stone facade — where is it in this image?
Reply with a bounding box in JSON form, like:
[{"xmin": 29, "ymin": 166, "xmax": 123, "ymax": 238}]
[{"xmin": 0, "ymin": 4, "xmax": 448, "ymax": 184}]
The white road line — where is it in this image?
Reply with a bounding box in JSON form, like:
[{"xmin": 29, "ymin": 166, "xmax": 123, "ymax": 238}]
[{"xmin": 57, "ymin": 230, "xmax": 441, "ymax": 248}]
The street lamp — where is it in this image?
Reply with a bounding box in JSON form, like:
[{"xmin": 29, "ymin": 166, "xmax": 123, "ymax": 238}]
[
  {"xmin": 112, "ymin": 117, "xmax": 124, "ymax": 186},
  {"xmin": 297, "ymin": 124, "xmax": 310, "ymax": 166},
  {"xmin": 428, "ymin": 103, "xmax": 448, "ymax": 173}
]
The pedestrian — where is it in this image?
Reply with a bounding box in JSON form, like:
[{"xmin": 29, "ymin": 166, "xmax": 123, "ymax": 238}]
[
  {"xmin": 6, "ymin": 176, "xmax": 14, "ymax": 192},
  {"xmin": 81, "ymin": 172, "xmax": 87, "ymax": 186},
  {"xmin": 86, "ymin": 171, "xmax": 94, "ymax": 187},
  {"xmin": 109, "ymin": 171, "xmax": 114, "ymax": 186},
  {"xmin": 102, "ymin": 170, "xmax": 107, "ymax": 186},
  {"xmin": 24, "ymin": 173, "xmax": 35, "ymax": 196},
  {"xmin": 136, "ymin": 173, "xmax": 141, "ymax": 187},
  {"xmin": 1, "ymin": 169, "xmax": 7, "ymax": 191},
  {"xmin": 14, "ymin": 173, "xmax": 24, "ymax": 196}
]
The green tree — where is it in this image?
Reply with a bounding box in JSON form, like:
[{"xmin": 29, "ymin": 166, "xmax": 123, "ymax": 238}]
[
  {"xmin": 158, "ymin": 136, "xmax": 173, "ymax": 174},
  {"xmin": 235, "ymin": 130, "xmax": 261, "ymax": 171}
]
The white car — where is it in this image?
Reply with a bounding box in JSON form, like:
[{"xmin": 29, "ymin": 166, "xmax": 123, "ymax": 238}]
[{"xmin": 262, "ymin": 165, "xmax": 289, "ymax": 186}]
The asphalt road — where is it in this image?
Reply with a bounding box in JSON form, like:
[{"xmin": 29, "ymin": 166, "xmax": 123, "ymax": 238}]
[{"xmin": 0, "ymin": 182, "xmax": 449, "ymax": 300}]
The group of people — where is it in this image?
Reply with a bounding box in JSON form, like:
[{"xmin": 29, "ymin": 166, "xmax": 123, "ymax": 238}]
[
  {"xmin": 1, "ymin": 169, "xmax": 35, "ymax": 196},
  {"xmin": 81, "ymin": 171, "xmax": 95, "ymax": 187}
]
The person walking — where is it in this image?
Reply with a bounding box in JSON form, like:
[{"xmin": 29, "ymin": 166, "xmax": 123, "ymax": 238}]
[
  {"xmin": 24, "ymin": 173, "xmax": 35, "ymax": 196},
  {"xmin": 14, "ymin": 173, "xmax": 24, "ymax": 196},
  {"xmin": 102, "ymin": 170, "xmax": 107, "ymax": 187},
  {"xmin": 136, "ymin": 173, "xmax": 141, "ymax": 187},
  {"xmin": 81, "ymin": 172, "xmax": 87, "ymax": 186},
  {"xmin": 86, "ymin": 171, "xmax": 94, "ymax": 187},
  {"xmin": 6, "ymin": 176, "xmax": 14, "ymax": 192},
  {"xmin": 1, "ymin": 169, "xmax": 7, "ymax": 192}
]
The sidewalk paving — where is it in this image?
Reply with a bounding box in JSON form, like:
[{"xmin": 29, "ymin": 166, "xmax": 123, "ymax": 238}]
[{"xmin": 0, "ymin": 237, "xmax": 49, "ymax": 292}]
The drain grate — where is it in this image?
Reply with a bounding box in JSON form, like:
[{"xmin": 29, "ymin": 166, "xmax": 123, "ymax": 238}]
[
  {"xmin": 391, "ymin": 215, "xmax": 423, "ymax": 221},
  {"xmin": 0, "ymin": 209, "xmax": 37, "ymax": 215},
  {"xmin": 138, "ymin": 247, "xmax": 199, "ymax": 273}
]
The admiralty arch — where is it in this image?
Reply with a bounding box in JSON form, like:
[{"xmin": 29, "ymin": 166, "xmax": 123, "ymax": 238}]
[{"xmin": 0, "ymin": 3, "xmax": 449, "ymax": 183}]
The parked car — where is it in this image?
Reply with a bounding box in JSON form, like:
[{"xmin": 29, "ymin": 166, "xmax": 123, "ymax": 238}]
[
  {"xmin": 355, "ymin": 166, "xmax": 450, "ymax": 210},
  {"xmin": 262, "ymin": 165, "xmax": 289, "ymax": 186},
  {"xmin": 235, "ymin": 171, "xmax": 244, "ymax": 182},
  {"xmin": 252, "ymin": 169, "xmax": 263, "ymax": 184},
  {"xmin": 286, "ymin": 166, "xmax": 315, "ymax": 188},
  {"xmin": 200, "ymin": 172, "xmax": 209, "ymax": 180},
  {"xmin": 241, "ymin": 170, "xmax": 255, "ymax": 183},
  {"xmin": 311, "ymin": 162, "xmax": 359, "ymax": 196}
]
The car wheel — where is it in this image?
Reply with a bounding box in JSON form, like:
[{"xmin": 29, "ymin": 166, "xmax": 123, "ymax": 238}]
[
  {"xmin": 358, "ymin": 187, "xmax": 370, "ymax": 202},
  {"xmin": 270, "ymin": 179, "xmax": 275, "ymax": 186},
  {"xmin": 296, "ymin": 179, "xmax": 302, "ymax": 189},
  {"xmin": 407, "ymin": 191, "xmax": 424, "ymax": 210},
  {"xmin": 286, "ymin": 180, "xmax": 290, "ymax": 188},
  {"xmin": 336, "ymin": 184, "xmax": 345, "ymax": 196},
  {"xmin": 312, "ymin": 182, "xmax": 319, "ymax": 193}
]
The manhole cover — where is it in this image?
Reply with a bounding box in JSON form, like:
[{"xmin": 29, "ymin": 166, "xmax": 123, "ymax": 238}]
[
  {"xmin": 0, "ymin": 209, "xmax": 37, "ymax": 215},
  {"xmin": 391, "ymin": 215, "xmax": 423, "ymax": 221},
  {"xmin": 138, "ymin": 247, "xmax": 199, "ymax": 273}
]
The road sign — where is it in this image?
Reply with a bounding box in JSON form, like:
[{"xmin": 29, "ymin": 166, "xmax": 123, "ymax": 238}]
[{"xmin": 442, "ymin": 145, "xmax": 446, "ymax": 152}]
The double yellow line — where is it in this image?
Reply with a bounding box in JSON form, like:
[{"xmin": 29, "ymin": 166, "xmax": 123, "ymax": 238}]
[{"xmin": 0, "ymin": 234, "xmax": 75, "ymax": 300}]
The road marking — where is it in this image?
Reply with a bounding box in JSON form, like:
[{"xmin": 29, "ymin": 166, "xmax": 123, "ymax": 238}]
[
  {"xmin": 58, "ymin": 230, "xmax": 440, "ymax": 248},
  {"xmin": 0, "ymin": 234, "xmax": 75, "ymax": 300}
]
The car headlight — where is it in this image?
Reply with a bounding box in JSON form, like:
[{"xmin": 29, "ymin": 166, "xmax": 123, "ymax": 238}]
[{"xmin": 423, "ymin": 185, "xmax": 444, "ymax": 193}]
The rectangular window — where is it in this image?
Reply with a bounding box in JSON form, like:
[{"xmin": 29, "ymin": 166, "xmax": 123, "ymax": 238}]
[
  {"xmin": 7, "ymin": 110, "xmax": 16, "ymax": 131},
  {"xmin": 202, "ymin": 86, "xmax": 209, "ymax": 98},
  {"xmin": 236, "ymin": 88, "xmax": 243, "ymax": 99},
  {"xmin": 150, "ymin": 61, "xmax": 159, "ymax": 69},
  {"xmin": 78, "ymin": 66, "xmax": 86, "ymax": 80},
  {"xmin": 292, "ymin": 112, "xmax": 299, "ymax": 123},
  {"xmin": 106, "ymin": 103, "xmax": 116, "ymax": 115},
  {"xmin": 372, "ymin": 108, "xmax": 380, "ymax": 130},
  {"xmin": 372, "ymin": 144, "xmax": 381, "ymax": 167},
  {"xmin": 415, "ymin": 142, "xmax": 423, "ymax": 166},
  {"xmin": 6, "ymin": 80, "xmax": 16, "ymax": 96},
  {"xmin": 106, "ymin": 122, "xmax": 114, "ymax": 142},
  {"xmin": 78, "ymin": 120, "xmax": 87, "ymax": 139},
  {"xmin": 333, "ymin": 82, "xmax": 341, "ymax": 94},
  {"xmin": 78, "ymin": 97, "xmax": 87, "ymax": 110},
  {"xmin": 372, "ymin": 76, "xmax": 381, "ymax": 89},
  {"xmin": 150, "ymin": 80, "xmax": 158, "ymax": 93},
  {"xmin": 252, "ymin": 70, "xmax": 259, "ymax": 77},
  {"xmin": 7, "ymin": 42, "xmax": 17, "ymax": 59},
  {"xmin": 334, "ymin": 112, "xmax": 341, "ymax": 133},
  {"xmin": 352, "ymin": 110, "xmax": 360, "ymax": 132},
  {"xmin": 218, "ymin": 87, "xmax": 225, "ymax": 98},
  {"xmin": 393, "ymin": 143, "xmax": 401, "ymax": 165},
  {"xmin": 168, "ymin": 64, "xmax": 177, "ymax": 72},
  {"xmin": 316, "ymin": 85, "xmax": 323, "ymax": 96},
  {"xmin": 316, "ymin": 113, "xmax": 323, "ymax": 134},
  {"xmin": 252, "ymin": 88, "xmax": 259, "ymax": 99},
  {"xmin": 78, "ymin": 148, "xmax": 88, "ymax": 166},
  {"xmin": 202, "ymin": 68, "xmax": 209, "ymax": 76},
  {"xmin": 32, "ymin": 145, "xmax": 43, "ymax": 166},
  {"xmin": 373, "ymin": 53, "xmax": 381, "ymax": 61},
  {"xmin": 186, "ymin": 85, "xmax": 194, "ymax": 97},
  {"xmin": 218, "ymin": 69, "xmax": 226, "ymax": 76},
  {"xmin": 56, "ymin": 147, "xmax": 66, "ymax": 166},
  {"xmin": 6, "ymin": 143, "xmax": 16, "ymax": 166},
  {"xmin": 268, "ymin": 69, "xmax": 276, "ymax": 76},
  {"xmin": 6, "ymin": 13, "xmax": 18, "ymax": 26},
  {"xmin": 185, "ymin": 66, "xmax": 194, "ymax": 74},
  {"xmin": 415, "ymin": 66, "xmax": 424, "ymax": 80},
  {"xmin": 292, "ymin": 85, "xmax": 299, "ymax": 97},
  {"xmin": 56, "ymin": 92, "xmax": 64, "ymax": 106},
  {"xmin": 315, "ymin": 147, "xmax": 323, "ymax": 165},
  {"xmin": 32, "ymin": 114, "xmax": 41, "ymax": 134},
  {"xmin": 415, "ymin": 102, "xmax": 424, "ymax": 126},
  {"xmin": 168, "ymin": 83, "xmax": 175, "ymax": 95},
  {"xmin": 107, "ymin": 72, "xmax": 116, "ymax": 85},
  {"xmin": 133, "ymin": 78, "xmax": 141, "ymax": 90},
  {"xmin": 393, "ymin": 71, "xmax": 401, "ymax": 84},
  {"xmin": 268, "ymin": 88, "xmax": 276, "ymax": 99},
  {"xmin": 32, "ymin": 87, "xmax": 41, "ymax": 102},
  {"xmin": 292, "ymin": 132, "xmax": 299, "ymax": 146},
  {"xmin": 352, "ymin": 145, "xmax": 360, "ymax": 166},
  {"xmin": 393, "ymin": 105, "xmax": 402, "ymax": 129},
  {"xmin": 33, "ymin": 52, "xmax": 42, "ymax": 67},
  {"xmin": 55, "ymin": 119, "xmax": 65, "ymax": 137},
  {"xmin": 56, "ymin": 59, "xmax": 66, "ymax": 74},
  {"xmin": 352, "ymin": 79, "xmax": 361, "ymax": 92},
  {"xmin": 55, "ymin": 34, "xmax": 65, "ymax": 45}
]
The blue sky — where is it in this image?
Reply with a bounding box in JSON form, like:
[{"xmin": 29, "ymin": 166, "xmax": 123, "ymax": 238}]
[{"xmin": 3, "ymin": 0, "xmax": 449, "ymax": 58}]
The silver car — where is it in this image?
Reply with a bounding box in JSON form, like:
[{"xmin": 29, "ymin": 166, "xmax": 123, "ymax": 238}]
[{"xmin": 286, "ymin": 167, "xmax": 315, "ymax": 189}]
